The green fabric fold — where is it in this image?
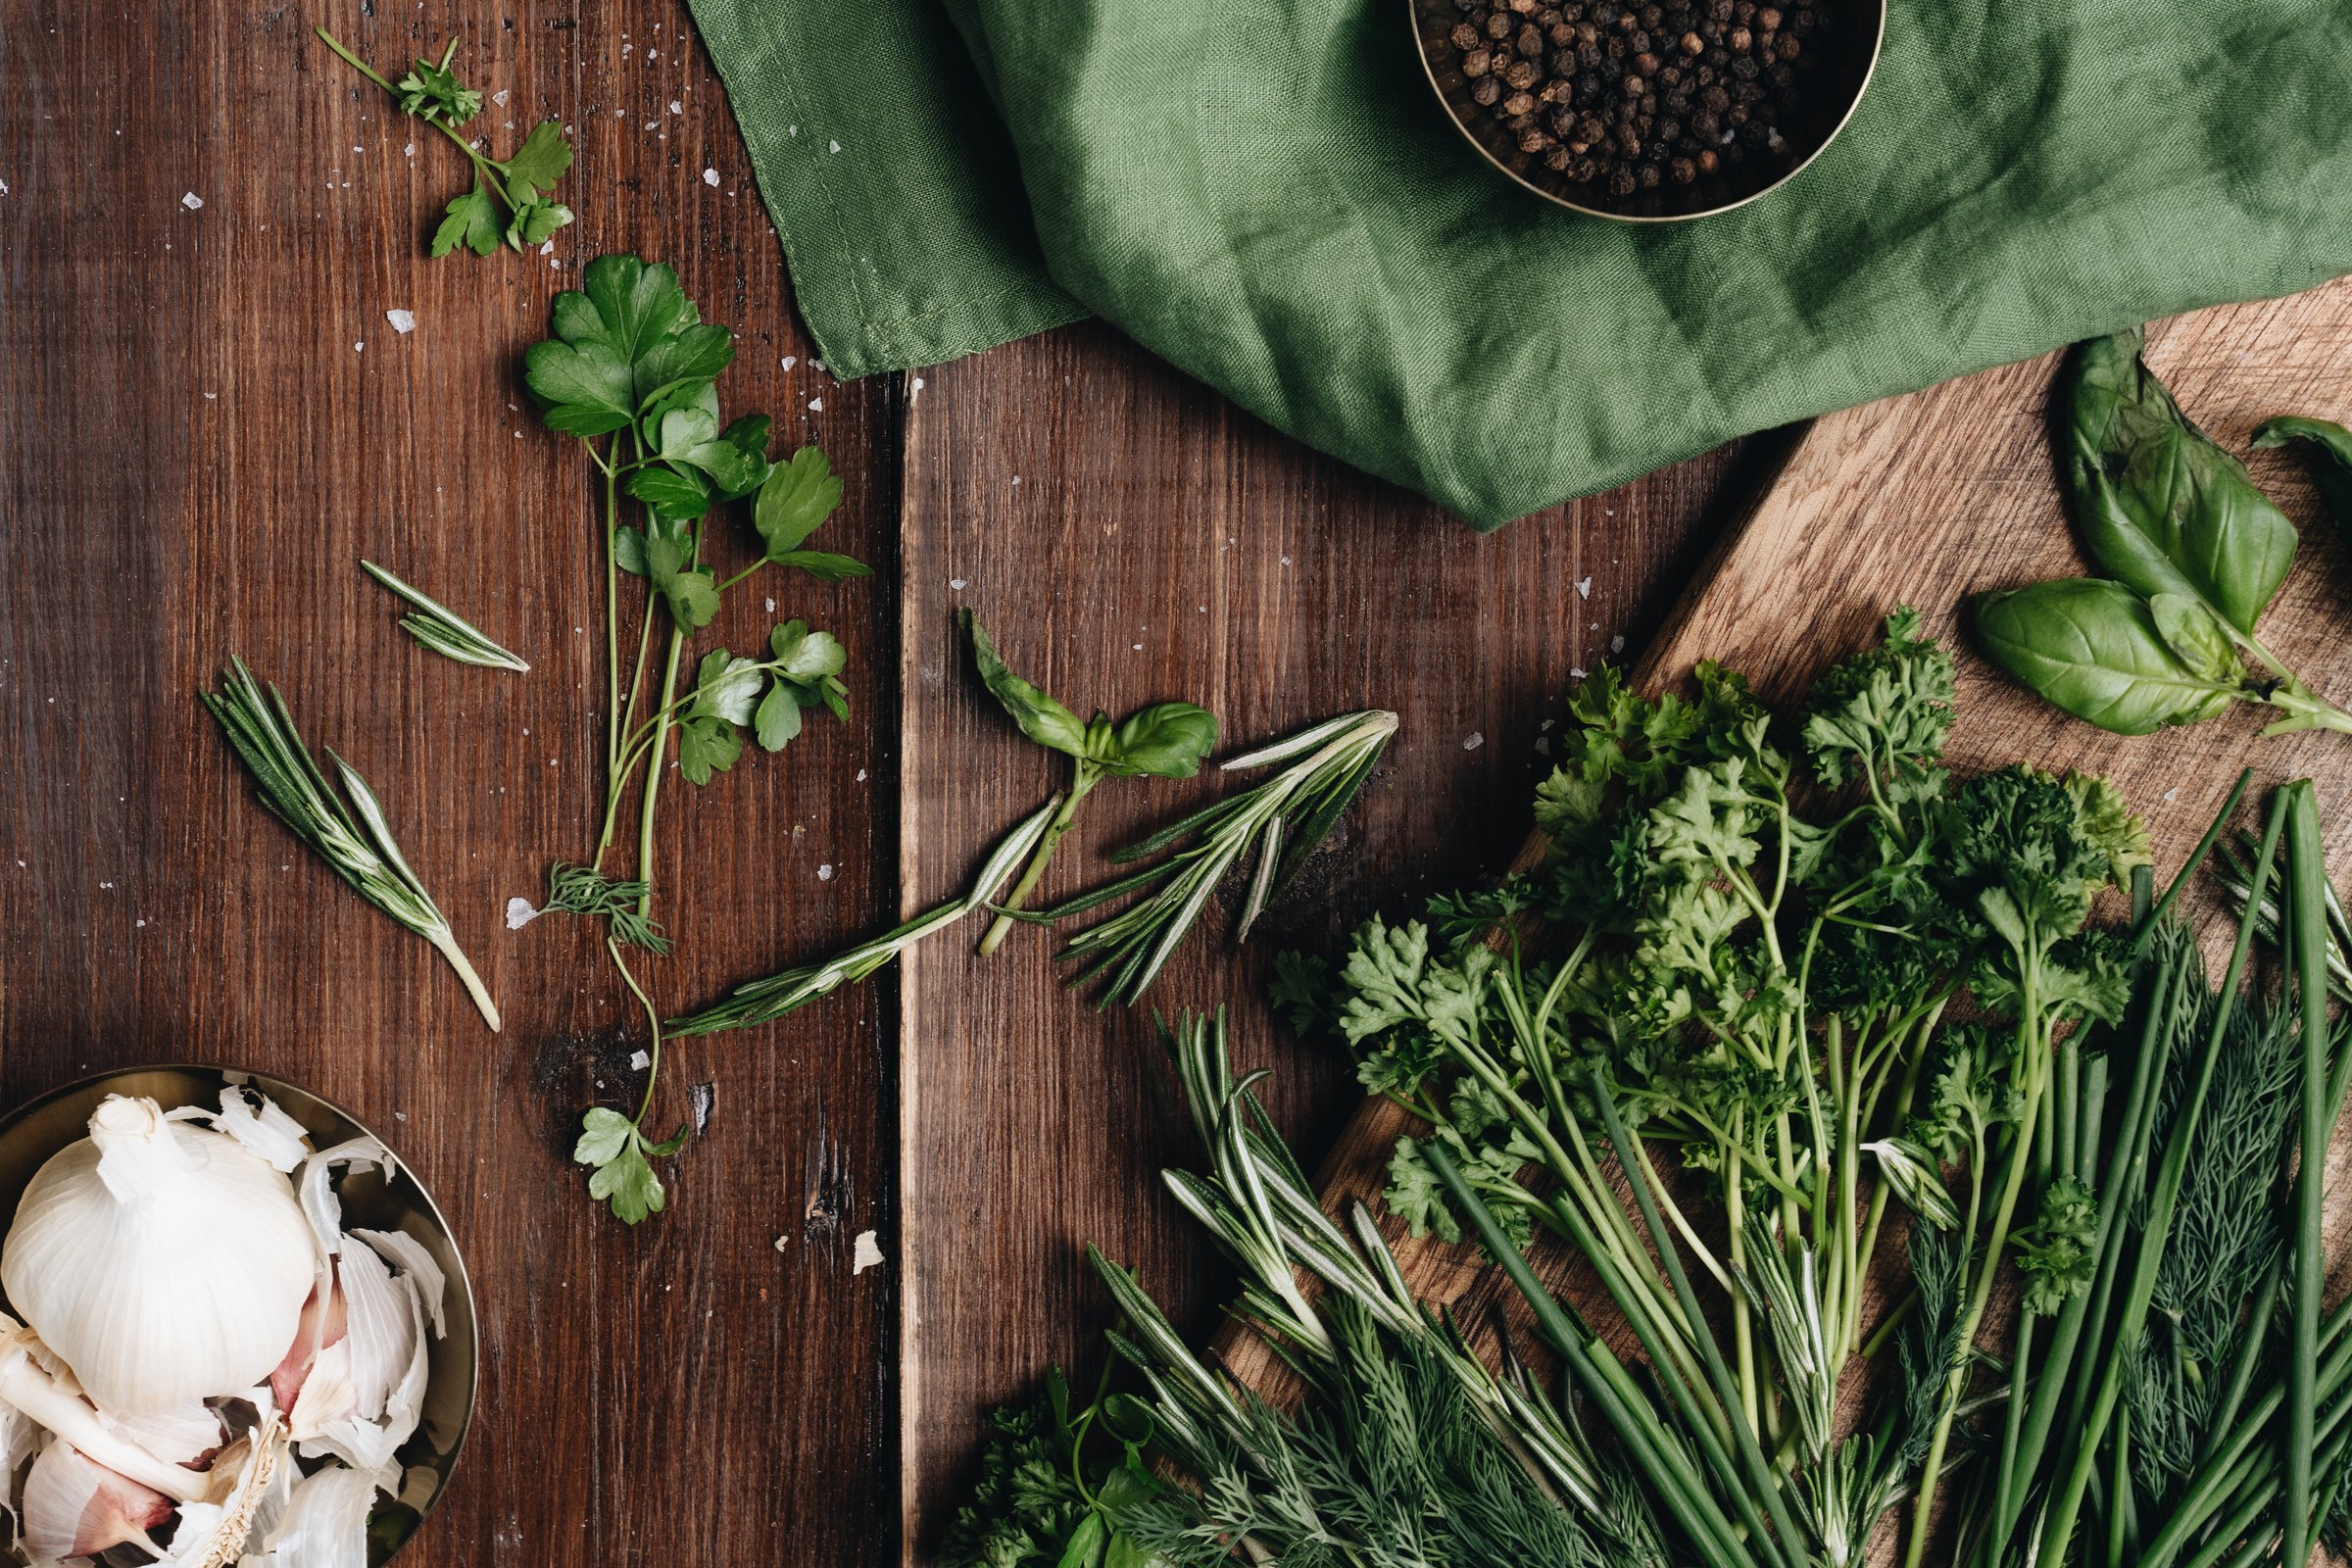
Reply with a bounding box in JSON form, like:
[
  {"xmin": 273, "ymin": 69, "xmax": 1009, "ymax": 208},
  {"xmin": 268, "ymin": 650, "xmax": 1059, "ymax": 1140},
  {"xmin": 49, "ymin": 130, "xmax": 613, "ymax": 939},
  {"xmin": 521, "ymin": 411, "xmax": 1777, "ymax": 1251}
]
[{"xmin": 690, "ymin": 0, "xmax": 2352, "ymax": 528}]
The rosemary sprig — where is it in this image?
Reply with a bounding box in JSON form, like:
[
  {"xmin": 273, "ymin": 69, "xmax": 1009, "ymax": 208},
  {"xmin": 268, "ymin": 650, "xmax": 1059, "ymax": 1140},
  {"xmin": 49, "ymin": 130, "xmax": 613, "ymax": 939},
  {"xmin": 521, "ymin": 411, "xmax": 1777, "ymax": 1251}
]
[
  {"xmin": 362, "ymin": 559, "xmax": 530, "ymax": 672},
  {"xmin": 665, "ymin": 796, "xmax": 1062, "ymax": 1038},
  {"xmin": 1014, "ymin": 709, "xmax": 1397, "ymax": 1004},
  {"xmin": 202, "ymin": 658, "xmax": 499, "ymax": 1030}
]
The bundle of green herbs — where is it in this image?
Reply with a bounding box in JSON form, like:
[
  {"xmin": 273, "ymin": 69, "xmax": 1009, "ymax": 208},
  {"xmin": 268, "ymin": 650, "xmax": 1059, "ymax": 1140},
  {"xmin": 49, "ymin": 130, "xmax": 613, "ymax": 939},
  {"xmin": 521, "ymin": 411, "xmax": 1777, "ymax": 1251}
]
[{"xmin": 954, "ymin": 609, "xmax": 2350, "ymax": 1568}]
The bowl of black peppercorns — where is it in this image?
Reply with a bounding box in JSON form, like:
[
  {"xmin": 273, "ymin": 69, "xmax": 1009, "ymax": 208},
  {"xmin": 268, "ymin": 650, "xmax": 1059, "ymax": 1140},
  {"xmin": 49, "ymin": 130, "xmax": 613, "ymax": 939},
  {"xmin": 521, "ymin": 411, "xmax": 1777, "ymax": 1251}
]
[{"xmin": 1413, "ymin": 0, "xmax": 1885, "ymax": 219}]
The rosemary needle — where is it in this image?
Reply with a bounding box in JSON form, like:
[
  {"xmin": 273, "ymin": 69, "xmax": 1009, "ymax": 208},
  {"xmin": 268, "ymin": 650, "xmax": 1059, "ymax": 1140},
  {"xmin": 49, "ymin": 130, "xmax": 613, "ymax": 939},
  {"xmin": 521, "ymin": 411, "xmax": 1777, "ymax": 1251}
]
[
  {"xmin": 362, "ymin": 559, "xmax": 531, "ymax": 672},
  {"xmin": 202, "ymin": 658, "xmax": 500, "ymax": 1030}
]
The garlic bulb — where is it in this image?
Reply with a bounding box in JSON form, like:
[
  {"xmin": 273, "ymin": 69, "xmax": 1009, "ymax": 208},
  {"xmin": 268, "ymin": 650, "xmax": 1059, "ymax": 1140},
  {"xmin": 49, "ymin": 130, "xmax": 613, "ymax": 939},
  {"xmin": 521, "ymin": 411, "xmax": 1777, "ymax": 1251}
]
[{"xmin": 1, "ymin": 1096, "xmax": 318, "ymax": 1412}]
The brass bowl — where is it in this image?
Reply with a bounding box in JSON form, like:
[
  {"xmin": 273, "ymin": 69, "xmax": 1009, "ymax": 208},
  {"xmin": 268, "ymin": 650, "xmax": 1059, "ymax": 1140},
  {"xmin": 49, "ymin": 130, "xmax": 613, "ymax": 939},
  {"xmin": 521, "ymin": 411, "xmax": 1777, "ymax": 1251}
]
[
  {"xmin": 0, "ymin": 1065, "xmax": 477, "ymax": 1567},
  {"xmin": 1411, "ymin": 0, "xmax": 1886, "ymax": 220}
]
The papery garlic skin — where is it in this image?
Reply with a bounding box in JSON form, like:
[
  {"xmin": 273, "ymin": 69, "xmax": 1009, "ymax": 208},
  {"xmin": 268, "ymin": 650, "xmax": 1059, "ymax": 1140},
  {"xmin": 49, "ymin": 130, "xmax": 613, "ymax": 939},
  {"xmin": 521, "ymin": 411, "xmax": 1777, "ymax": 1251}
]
[{"xmin": 1, "ymin": 1097, "xmax": 317, "ymax": 1412}]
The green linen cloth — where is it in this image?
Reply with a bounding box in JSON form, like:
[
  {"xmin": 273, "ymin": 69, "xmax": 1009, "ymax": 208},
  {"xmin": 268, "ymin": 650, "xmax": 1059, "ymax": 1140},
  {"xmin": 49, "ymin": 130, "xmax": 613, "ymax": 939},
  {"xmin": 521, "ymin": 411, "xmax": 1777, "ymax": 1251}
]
[{"xmin": 688, "ymin": 0, "xmax": 2352, "ymax": 529}]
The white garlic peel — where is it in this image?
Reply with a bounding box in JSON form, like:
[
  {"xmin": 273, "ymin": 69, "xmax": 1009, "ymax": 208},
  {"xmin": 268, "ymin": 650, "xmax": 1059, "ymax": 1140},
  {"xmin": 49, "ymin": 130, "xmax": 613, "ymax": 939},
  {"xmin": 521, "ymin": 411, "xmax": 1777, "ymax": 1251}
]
[
  {"xmin": 2, "ymin": 1097, "xmax": 317, "ymax": 1412},
  {"xmin": 0, "ymin": 1088, "xmax": 451, "ymax": 1568}
]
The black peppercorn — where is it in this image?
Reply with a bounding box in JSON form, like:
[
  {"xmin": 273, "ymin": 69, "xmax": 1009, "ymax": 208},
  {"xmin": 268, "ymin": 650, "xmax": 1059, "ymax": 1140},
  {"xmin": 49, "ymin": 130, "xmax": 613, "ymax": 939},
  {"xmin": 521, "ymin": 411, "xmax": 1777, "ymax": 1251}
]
[
  {"xmin": 1669, "ymin": 155, "xmax": 1697, "ymax": 181},
  {"xmin": 1639, "ymin": 163, "xmax": 1663, "ymax": 187},
  {"xmin": 1451, "ymin": 21, "xmax": 1481, "ymax": 48},
  {"xmin": 1502, "ymin": 89, "xmax": 1538, "ymax": 114},
  {"xmin": 1506, "ymin": 58, "xmax": 1541, "ymax": 86},
  {"xmin": 1472, "ymin": 75, "xmax": 1503, "ymax": 104},
  {"xmin": 1461, "ymin": 45, "xmax": 1494, "ymax": 74}
]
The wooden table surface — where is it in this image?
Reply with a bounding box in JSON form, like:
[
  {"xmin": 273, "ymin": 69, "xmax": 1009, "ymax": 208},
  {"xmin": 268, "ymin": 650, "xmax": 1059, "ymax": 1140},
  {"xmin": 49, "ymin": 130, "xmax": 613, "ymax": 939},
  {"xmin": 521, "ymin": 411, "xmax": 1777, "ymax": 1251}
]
[{"xmin": 0, "ymin": 3, "xmax": 1763, "ymax": 1562}]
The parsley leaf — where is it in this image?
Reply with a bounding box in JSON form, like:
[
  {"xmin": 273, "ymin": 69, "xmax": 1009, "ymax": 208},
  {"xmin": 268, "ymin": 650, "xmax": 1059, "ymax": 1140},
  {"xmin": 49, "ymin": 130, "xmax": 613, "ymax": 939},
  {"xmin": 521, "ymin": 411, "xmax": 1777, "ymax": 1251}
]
[
  {"xmin": 431, "ymin": 185, "xmax": 502, "ymax": 259},
  {"xmin": 645, "ymin": 536, "xmax": 719, "ymax": 630},
  {"xmin": 499, "ymin": 119, "xmax": 573, "ymax": 196},
  {"xmin": 573, "ymin": 1107, "xmax": 688, "ymax": 1224}
]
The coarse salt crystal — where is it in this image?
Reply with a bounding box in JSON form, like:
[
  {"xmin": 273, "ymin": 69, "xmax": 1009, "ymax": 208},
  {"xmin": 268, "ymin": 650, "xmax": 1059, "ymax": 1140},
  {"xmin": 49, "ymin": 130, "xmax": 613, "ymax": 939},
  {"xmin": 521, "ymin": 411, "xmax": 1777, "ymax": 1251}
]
[
  {"xmin": 180, "ymin": 191, "xmax": 203, "ymax": 209},
  {"xmin": 828, "ymin": 140, "xmax": 841, "ymax": 154},
  {"xmin": 1576, "ymin": 577, "xmax": 1592, "ymax": 599},
  {"xmin": 853, "ymin": 1231, "xmax": 883, "ymax": 1273},
  {"xmin": 505, "ymin": 897, "xmax": 537, "ymax": 929},
  {"xmin": 808, "ymin": 396, "xmax": 823, "ymax": 411},
  {"xmin": 629, "ymin": 1050, "xmax": 651, "ymax": 1071},
  {"xmin": 950, "ymin": 578, "xmax": 967, "ymax": 590},
  {"xmin": 1463, "ymin": 732, "xmax": 1485, "ymax": 751},
  {"xmin": 817, "ymin": 864, "xmax": 835, "ymax": 881},
  {"xmin": 702, "ymin": 168, "xmax": 719, "ymax": 185},
  {"xmin": 385, "ymin": 309, "xmax": 416, "ymax": 333}
]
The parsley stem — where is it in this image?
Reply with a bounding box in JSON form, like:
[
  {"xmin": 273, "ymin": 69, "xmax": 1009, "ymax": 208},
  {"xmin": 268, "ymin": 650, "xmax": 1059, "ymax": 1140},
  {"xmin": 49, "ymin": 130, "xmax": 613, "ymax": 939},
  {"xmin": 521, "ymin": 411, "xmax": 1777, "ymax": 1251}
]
[
  {"xmin": 605, "ymin": 442, "xmax": 620, "ymax": 779},
  {"xmin": 312, "ymin": 26, "xmax": 397, "ymax": 95},
  {"xmin": 978, "ymin": 769, "xmax": 1097, "ymax": 956},
  {"xmin": 636, "ymin": 620, "xmax": 687, "ymax": 915},
  {"xmin": 606, "ymin": 935, "xmax": 663, "ymax": 1129}
]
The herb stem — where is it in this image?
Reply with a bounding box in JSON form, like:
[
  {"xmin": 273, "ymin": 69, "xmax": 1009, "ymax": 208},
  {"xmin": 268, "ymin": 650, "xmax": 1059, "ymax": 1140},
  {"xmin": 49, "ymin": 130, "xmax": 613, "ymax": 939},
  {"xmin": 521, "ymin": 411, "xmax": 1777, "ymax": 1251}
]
[
  {"xmin": 979, "ymin": 770, "xmax": 1097, "ymax": 956},
  {"xmin": 312, "ymin": 26, "xmax": 397, "ymax": 94},
  {"xmin": 2282, "ymin": 780, "xmax": 2329, "ymax": 1568},
  {"xmin": 636, "ymin": 620, "xmax": 686, "ymax": 914},
  {"xmin": 427, "ymin": 926, "xmax": 502, "ymax": 1032},
  {"xmin": 606, "ymin": 935, "xmax": 663, "ymax": 1128}
]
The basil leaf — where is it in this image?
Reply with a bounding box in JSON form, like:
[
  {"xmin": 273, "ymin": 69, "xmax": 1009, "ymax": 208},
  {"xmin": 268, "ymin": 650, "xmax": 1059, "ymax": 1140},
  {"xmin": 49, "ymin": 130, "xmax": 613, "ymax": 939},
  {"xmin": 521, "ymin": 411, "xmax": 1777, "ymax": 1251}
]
[
  {"xmin": 965, "ymin": 611, "xmax": 1088, "ymax": 758},
  {"xmin": 1975, "ymin": 578, "xmax": 2236, "ymax": 735},
  {"xmin": 2253, "ymin": 415, "xmax": 2352, "ymax": 538},
  {"xmin": 1095, "ymin": 702, "xmax": 1219, "ymax": 779},
  {"xmin": 2145, "ymin": 592, "xmax": 2246, "ymax": 684},
  {"xmin": 2063, "ymin": 328, "xmax": 2298, "ymax": 634}
]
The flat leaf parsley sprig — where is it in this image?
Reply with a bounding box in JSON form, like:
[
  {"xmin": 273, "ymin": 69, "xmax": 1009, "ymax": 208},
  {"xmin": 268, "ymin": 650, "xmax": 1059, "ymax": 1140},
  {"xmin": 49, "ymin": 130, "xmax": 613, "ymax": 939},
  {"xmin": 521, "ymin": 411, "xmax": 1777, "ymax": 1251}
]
[
  {"xmin": 523, "ymin": 254, "xmax": 870, "ymax": 1222},
  {"xmin": 315, "ymin": 26, "xmax": 576, "ymax": 257}
]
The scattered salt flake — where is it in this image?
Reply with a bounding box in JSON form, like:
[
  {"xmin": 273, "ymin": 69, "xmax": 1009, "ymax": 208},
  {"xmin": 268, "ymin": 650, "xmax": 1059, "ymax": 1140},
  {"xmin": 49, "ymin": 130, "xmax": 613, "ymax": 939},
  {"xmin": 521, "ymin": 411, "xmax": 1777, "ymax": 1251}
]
[
  {"xmin": 136, "ymin": 918, "xmax": 147, "ymax": 928},
  {"xmin": 385, "ymin": 309, "xmax": 416, "ymax": 334},
  {"xmin": 774, "ymin": 1235, "xmax": 790, "ymax": 1251},
  {"xmin": 404, "ymin": 143, "xmax": 415, "ymax": 158},
  {"xmin": 856, "ymin": 769, "xmax": 868, "ymax": 783},
  {"xmin": 808, "ymin": 396, "xmax": 823, "ymax": 412},
  {"xmin": 1535, "ymin": 737, "xmax": 1552, "ymax": 756},
  {"xmin": 1280, "ymin": 555, "xmax": 1293, "ymax": 566},
  {"xmin": 180, "ymin": 191, "xmax": 203, "ymax": 209},
  {"xmin": 353, "ymin": 341, "xmax": 365, "ymax": 353},
  {"xmin": 491, "ymin": 89, "xmax": 510, "ymax": 106},
  {"xmin": 949, "ymin": 578, "xmax": 968, "ymax": 591},
  {"xmin": 827, "ymin": 140, "xmax": 841, "ymax": 154},
  {"xmin": 2163, "ymin": 787, "xmax": 2181, "ymax": 803},
  {"xmin": 1132, "ymin": 643, "xmax": 1145, "ymax": 652},
  {"xmin": 204, "ymin": 392, "xmax": 217, "ymax": 401},
  {"xmin": 817, "ymin": 864, "xmax": 835, "ymax": 882},
  {"xmin": 702, "ymin": 167, "xmax": 719, "ymax": 186},
  {"xmin": 1610, "ymin": 634, "xmax": 1626, "ymax": 654},
  {"xmin": 629, "ymin": 1050, "xmax": 651, "ymax": 1071},
  {"xmin": 781, "ymin": 355, "xmax": 798, "ymax": 370},
  {"xmin": 787, "ymin": 124, "xmax": 799, "ymax": 137},
  {"xmin": 1463, "ymin": 732, "xmax": 1485, "ymax": 751},
  {"xmin": 505, "ymin": 897, "xmax": 538, "ymax": 929},
  {"xmin": 1576, "ymin": 577, "xmax": 1592, "ymax": 599},
  {"xmin": 764, "ymin": 596, "xmax": 776, "ymax": 612},
  {"xmin": 911, "ymin": 375, "xmax": 925, "ymax": 393},
  {"xmin": 852, "ymin": 1231, "xmax": 883, "ymax": 1274},
  {"xmin": 668, "ymin": 100, "xmax": 683, "ymax": 115},
  {"xmin": 1570, "ymin": 666, "xmax": 1589, "ymax": 679}
]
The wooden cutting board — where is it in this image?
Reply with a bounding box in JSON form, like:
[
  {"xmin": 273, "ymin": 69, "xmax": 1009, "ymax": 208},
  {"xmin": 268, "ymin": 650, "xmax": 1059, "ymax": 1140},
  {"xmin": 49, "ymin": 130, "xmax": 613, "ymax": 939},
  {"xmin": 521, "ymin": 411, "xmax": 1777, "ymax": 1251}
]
[{"xmin": 1220, "ymin": 276, "xmax": 2352, "ymax": 1400}]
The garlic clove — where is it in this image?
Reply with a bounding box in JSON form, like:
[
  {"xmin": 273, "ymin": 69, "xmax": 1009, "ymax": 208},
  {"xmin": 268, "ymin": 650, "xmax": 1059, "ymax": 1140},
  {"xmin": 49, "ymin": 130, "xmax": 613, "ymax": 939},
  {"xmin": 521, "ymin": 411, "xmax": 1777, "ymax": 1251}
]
[
  {"xmin": 286, "ymin": 1341, "xmax": 357, "ymax": 1444},
  {"xmin": 21, "ymin": 1439, "xmax": 173, "ymax": 1563},
  {"xmin": 238, "ymin": 1460, "xmax": 383, "ymax": 1568},
  {"xmin": 266, "ymin": 1280, "xmax": 348, "ymax": 1416},
  {"xmin": 2, "ymin": 1097, "xmax": 317, "ymax": 1412},
  {"xmin": 0, "ymin": 1330, "xmax": 211, "ymax": 1503}
]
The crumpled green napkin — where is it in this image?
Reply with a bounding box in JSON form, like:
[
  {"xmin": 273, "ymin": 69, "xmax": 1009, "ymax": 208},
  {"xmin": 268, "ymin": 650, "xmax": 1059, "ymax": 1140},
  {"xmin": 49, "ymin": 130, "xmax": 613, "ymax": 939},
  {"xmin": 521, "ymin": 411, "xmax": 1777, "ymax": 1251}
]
[{"xmin": 688, "ymin": 0, "xmax": 2352, "ymax": 528}]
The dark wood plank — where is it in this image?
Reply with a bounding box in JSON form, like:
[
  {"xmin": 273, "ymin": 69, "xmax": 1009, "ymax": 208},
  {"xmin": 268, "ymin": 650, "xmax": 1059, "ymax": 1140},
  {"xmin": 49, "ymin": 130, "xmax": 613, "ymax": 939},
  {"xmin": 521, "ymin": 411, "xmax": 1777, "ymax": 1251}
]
[
  {"xmin": 1, "ymin": 4, "xmax": 901, "ymax": 1564},
  {"xmin": 893, "ymin": 319, "xmax": 1766, "ymax": 1556}
]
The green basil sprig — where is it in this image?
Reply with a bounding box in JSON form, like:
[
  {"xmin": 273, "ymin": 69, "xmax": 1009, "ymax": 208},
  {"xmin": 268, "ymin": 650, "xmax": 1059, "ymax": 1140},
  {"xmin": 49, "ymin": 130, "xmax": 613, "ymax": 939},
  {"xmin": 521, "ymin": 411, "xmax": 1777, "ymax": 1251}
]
[
  {"xmin": 1975, "ymin": 329, "xmax": 2352, "ymax": 739},
  {"xmin": 963, "ymin": 610, "xmax": 1218, "ymax": 955}
]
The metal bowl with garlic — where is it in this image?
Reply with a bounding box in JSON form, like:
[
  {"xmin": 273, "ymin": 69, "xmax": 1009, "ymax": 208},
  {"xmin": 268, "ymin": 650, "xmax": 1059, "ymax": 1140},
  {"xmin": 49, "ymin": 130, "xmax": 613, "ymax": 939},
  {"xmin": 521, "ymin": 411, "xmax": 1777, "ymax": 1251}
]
[{"xmin": 0, "ymin": 1067, "xmax": 475, "ymax": 1568}]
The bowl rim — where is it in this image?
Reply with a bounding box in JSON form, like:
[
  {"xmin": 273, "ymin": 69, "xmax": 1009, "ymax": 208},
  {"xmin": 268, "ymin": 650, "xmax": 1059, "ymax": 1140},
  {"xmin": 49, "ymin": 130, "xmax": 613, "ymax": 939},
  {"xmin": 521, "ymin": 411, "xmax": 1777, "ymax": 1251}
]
[
  {"xmin": 0, "ymin": 1061, "xmax": 480, "ymax": 1564},
  {"xmin": 1408, "ymin": 0, "xmax": 1889, "ymax": 222}
]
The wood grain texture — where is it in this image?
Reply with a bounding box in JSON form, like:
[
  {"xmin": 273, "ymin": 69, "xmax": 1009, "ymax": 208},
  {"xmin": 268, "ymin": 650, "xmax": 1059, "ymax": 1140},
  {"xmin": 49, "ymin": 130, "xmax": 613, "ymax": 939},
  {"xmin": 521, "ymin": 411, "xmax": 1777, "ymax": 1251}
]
[
  {"xmin": 1218, "ymin": 278, "xmax": 2352, "ymax": 1536},
  {"xmin": 892, "ymin": 318, "xmax": 1769, "ymax": 1555},
  {"xmin": 1, "ymin": 4, "xmax": 904, "ymax": 1564}
]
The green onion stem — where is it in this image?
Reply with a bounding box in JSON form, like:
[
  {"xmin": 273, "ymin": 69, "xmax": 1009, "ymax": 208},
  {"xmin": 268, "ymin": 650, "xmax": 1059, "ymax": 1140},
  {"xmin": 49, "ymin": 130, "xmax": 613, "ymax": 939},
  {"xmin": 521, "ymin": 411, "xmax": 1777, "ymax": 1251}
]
[{"xmin": 2283, "ymin": 780, "xmax": 2329, "ymax": 1568}]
